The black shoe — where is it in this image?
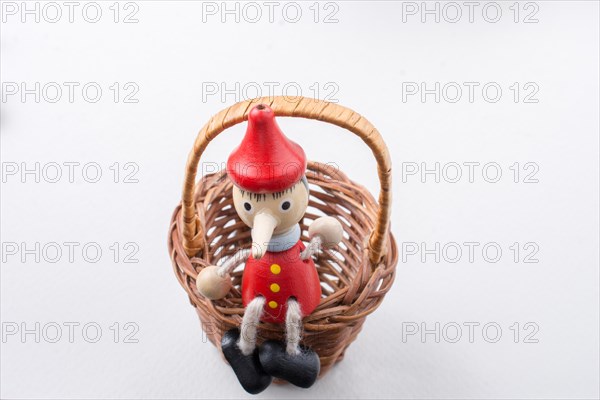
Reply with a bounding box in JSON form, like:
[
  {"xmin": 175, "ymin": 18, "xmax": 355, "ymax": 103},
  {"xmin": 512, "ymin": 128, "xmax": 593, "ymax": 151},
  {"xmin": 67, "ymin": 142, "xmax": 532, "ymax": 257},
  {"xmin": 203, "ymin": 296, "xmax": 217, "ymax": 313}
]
[
  {"xmin": 221, "ymin": 329, "xmax": 272, "ymax": 394},
  {"xmin": 258, "ymin": 340, "xmax": 320, "ymax": 388}
]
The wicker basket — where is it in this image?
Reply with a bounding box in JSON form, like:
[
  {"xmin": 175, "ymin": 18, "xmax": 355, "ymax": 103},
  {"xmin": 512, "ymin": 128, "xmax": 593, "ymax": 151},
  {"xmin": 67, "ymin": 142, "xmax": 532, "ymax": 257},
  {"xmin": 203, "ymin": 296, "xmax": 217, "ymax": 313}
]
[{"xmin": 168, "ymin": 96, "xmax": 398, "ymax": 377}]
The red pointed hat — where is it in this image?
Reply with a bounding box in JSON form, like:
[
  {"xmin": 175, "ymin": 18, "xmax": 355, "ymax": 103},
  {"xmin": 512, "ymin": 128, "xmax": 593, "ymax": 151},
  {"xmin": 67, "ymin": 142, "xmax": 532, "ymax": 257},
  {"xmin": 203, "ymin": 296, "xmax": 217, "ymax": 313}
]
[{"xmin": 227, "ymin": 104, "xmax": 306, "ymax": 193}]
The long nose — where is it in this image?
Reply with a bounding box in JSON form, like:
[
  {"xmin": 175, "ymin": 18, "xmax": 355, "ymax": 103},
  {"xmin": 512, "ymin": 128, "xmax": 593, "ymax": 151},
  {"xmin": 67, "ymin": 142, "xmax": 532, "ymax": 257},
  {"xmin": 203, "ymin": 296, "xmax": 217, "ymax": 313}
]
[{"xmin": 251, "ymin": 211, "xmax": 278, "ymax": 259}]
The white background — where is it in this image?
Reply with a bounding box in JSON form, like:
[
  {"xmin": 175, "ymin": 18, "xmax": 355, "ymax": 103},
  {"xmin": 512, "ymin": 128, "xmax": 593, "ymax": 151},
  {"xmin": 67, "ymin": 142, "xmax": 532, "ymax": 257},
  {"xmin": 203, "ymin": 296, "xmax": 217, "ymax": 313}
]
[{"xmin": 1, "ymin": 1, "xmax": 599, "ymax": 399}]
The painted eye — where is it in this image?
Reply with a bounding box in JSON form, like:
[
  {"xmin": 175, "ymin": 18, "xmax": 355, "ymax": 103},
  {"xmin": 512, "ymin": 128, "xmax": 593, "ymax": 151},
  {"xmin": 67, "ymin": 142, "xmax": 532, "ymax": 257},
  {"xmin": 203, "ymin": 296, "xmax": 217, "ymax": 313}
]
[
  {"xmin": 280, "ymin": 200, "xmax": 291, "ymax": 211},
  {"xmin": 243, "ymin": 202, "xmax": 253, "ymax": 213}
]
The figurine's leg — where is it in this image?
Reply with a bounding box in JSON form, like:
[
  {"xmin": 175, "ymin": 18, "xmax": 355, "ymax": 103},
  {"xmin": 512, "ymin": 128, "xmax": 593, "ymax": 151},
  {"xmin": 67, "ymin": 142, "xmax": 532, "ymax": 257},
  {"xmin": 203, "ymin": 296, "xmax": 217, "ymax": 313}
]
[
  {"xmin": 238, "ymin": 296, "xmax": 265, "ymax": 356},
  {"xmin": 285, "ymin": 298, "xmax": 303, "ymax": 355},
  {"xmin": 221, "ymin": 296, "xmax": 271, "ymax": 394},
  {"xmin": 258, "ymin": 298, "xmax": 320, "ymax": 388}
]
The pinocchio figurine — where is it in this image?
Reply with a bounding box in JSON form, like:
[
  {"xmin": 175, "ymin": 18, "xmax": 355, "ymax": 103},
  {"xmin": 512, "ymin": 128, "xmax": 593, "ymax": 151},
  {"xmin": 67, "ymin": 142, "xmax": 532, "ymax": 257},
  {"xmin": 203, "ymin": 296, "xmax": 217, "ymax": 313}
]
[{"xmin": 195, "ymin": 104, "xmax": 343, "ymax": 394}]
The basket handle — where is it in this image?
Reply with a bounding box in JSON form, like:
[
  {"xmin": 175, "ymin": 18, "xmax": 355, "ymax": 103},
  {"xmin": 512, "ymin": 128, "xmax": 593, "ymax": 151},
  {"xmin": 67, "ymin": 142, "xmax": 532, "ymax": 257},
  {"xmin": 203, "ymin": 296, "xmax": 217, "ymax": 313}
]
[{"xmin": 182, "ymin": 96, "xmax": 392, "ymax": 265}]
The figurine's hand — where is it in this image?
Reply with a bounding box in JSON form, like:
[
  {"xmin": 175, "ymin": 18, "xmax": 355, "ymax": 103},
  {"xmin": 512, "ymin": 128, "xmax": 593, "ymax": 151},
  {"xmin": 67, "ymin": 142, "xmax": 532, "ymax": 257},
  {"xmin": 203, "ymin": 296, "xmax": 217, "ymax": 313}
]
[
  {"xmin": 308, "ymin": 216, "xmax": 343, "ymax": 248},
  {"xmin": 301, "ymin": 217, "xmax": 344, "ymax": 260},
  {"xmin": 195, "ymin": 265, "xmax": 232, "ymax": 300}
]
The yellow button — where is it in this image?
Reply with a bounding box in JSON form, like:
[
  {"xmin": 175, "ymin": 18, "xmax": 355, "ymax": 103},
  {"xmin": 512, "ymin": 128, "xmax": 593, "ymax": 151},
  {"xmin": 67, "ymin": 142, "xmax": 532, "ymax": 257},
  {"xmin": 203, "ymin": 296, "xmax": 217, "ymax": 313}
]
[
  {"xmin": 268, "ymin": 301, "xmax": 278, "ymax": 309},
  {"xmin": 270, "ymin": 264, "xmax": 281, "ymax": 274},
  {"xmin": 270, "ymin": 283, "xmax": 280, "ymax": 293}
]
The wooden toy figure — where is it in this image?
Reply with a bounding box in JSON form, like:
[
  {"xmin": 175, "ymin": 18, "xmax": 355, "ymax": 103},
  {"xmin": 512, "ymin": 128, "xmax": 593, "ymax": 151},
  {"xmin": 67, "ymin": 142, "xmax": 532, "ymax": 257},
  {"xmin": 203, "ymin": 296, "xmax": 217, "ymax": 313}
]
[{"xmin": 195, "ymin": 104, "xmax": 343, "ymax": 394}]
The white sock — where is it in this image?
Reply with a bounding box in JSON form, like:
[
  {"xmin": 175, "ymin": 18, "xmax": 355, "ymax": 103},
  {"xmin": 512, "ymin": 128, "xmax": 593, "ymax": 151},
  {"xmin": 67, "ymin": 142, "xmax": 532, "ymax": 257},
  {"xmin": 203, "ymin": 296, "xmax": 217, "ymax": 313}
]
[
  {"xmin": 285, "ymin": 299, "xmax": 303, "ymax": 355},
  {"xmin": 237, "ymin": 297, "xmax": 265, "ymax": 356}
]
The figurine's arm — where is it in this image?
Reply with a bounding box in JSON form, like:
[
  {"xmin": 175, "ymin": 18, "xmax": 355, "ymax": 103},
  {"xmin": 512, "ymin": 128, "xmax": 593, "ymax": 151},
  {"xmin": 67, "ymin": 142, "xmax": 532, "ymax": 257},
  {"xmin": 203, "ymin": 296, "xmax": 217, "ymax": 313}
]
[
  {"xmin": 217, "ymin": 248, "xmax": 251, "ymax": 277},
  {"xmin": 301, "ymin": 235, "xmax": 323, "ymax": 260},
  {"xmin": 196, "ymin": 249, "xmax": 250, "ymax": 300},
  {"xmin": 301, "ymin": 216, "xmax": 343, "ymax": 260}
]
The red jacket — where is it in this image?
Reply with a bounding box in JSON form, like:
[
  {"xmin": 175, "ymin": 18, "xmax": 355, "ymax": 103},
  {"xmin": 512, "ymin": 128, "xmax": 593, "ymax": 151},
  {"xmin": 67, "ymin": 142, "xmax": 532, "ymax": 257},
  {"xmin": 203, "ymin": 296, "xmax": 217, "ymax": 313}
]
[{"xmin": 242, "ymin": 241, "xmax": 321, "ymax": 324}]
